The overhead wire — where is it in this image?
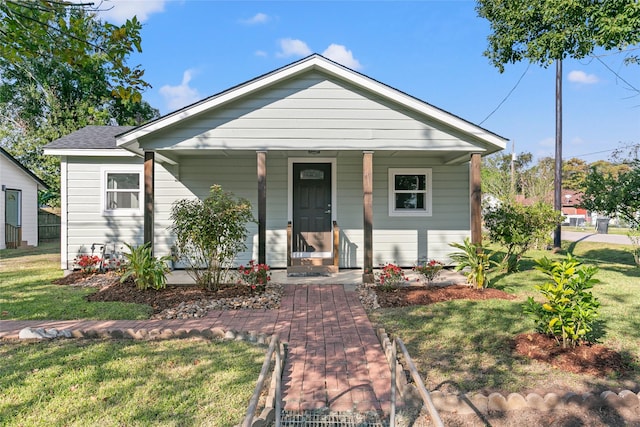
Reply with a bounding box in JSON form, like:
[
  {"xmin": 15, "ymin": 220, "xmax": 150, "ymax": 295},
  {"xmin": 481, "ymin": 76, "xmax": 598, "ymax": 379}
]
[{"xmin": 479, "ymin": 63, "xmax": 531, "ymax": 125}]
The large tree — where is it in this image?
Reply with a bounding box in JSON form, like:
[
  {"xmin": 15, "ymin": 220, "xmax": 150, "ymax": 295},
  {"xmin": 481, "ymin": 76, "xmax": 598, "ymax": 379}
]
[
  {"xmin": 0, "ymin": 0, "xmax": 158, "ymax": 204},
  {"xmin": 477, "ymin": 0, "xmax": 640, "ymax": 72},
  {"xmin": 581, "ymin": 161, "xmax": 640, "ymax": 228}
]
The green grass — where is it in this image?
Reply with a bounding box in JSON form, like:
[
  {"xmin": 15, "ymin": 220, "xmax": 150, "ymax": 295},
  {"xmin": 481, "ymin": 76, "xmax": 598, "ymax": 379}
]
[
  {"xmin": 0, "ymin": 338, "xmax": 264, "ymax": 426},
  {"xmin": 0, "ymin": 243, "xmax": 152, "ymax": 320},
  {"xmin": 370, "ymin": 239, "xmax": 640, "ymax": 395}
]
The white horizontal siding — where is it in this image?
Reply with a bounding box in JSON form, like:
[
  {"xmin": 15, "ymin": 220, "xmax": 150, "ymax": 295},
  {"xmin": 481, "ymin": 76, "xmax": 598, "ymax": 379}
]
[{"xmin": 138, "ymin": 73, "xmax": 481, "ymax": 152}]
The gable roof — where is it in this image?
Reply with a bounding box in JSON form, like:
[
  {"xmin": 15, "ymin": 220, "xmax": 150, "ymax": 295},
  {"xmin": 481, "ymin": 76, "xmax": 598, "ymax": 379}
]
[
  {"xmin": 44, "ymin": 125, "xmax": 135, "ymax": 150},
  {"xmin": 0, "ymin": 147, "xmax": 48, "ymax": 190},
  {"xmin": 117, "ymin": 54, "xmax": 508, "ymax": 153}
]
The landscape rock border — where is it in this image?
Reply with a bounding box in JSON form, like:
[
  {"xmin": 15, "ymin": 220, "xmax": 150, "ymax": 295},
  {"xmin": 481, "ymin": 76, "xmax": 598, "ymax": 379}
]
[{"xmin": 375, "ymin": 327, "xmax": 640, "ymax": 415}]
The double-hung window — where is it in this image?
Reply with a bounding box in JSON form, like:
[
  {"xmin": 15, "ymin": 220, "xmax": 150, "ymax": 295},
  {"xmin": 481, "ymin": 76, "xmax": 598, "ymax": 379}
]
[
  {"xmin": 388, "ymin": 168, "xmax": 432, "ymax": 216},
  {"xmin": 102, "ymin": 169, "xmax": 143, "ymax": 215}
]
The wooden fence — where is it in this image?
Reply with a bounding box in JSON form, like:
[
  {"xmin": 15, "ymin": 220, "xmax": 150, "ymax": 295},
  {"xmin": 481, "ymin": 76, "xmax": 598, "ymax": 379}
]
[{"xmin": 38, "ymin": 210, "xmax": 60, "ymax": 243}]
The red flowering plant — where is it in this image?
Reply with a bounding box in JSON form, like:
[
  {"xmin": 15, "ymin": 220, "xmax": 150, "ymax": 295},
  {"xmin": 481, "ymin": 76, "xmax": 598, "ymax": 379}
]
[
  {"xmin": 237, "ymin": 260, "xmax": 271, "ymax": 293},
  {"xmin": 376, "ymin": 263, "xmax": 408, "ymax": 291},
  {"xmin": 413, "ymin": 259, "xmax": 444, "ymax": 285},
  {"xmin": 74, "ymin": 255, "xmax": 101, "ymax": 273}
]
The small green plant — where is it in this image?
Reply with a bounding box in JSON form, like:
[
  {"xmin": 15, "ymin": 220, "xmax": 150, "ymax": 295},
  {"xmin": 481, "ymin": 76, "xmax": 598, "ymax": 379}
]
[
  {"xmin": 170, "ymin": 185, "xmax": 255, "ymax": 290},
  {"xmin": 413, "ymin": 259, "xmax": 444, "ymax": 285},
  {"xmin": 376, "ymin": 263, "xmax": 407, "ymax": 291},
  {"xmin": 523, "ymin": 255, "xmax": 600, "ymax": 348},
  {"xmin": 120, "ymin": 243, "xmax": 171, "ymax": 290},
  {"xmin": 449, "ymin": 238, "xmax": 495, "ymax": 289},
  {"xmin": 237, "ymin": 260, "xmax": 271, "ymax": 293}
]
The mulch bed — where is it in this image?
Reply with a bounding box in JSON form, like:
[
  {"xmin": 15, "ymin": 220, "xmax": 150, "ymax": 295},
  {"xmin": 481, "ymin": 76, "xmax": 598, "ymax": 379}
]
[
  {"xmin": 513, "ymin": 332, "xmax": 631, "ymax": 377},
  {"xmin": 374, "ymin": 284, "xmax": 516, "ymax": 307}
]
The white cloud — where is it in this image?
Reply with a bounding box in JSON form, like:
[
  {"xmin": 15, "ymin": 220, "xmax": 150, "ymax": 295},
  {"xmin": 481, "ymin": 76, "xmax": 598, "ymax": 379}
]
[
  {"xmin": 276, "ymin": 38, "xmax": 312, "ymax": 58},
  {"xmin": 241, "ymin": 13, "xmax": 270, "ymax": 25},
  {"xmin": 255, "ymin": 50, "xmax": 268, "ymax": 57},
  {"xmin": 93, "ymin": 0, "xmax": 166, "ymax": 24},
  {"xmin": 159, "ymin": 69, "xmax": 201, "ymax": 111},
  {"xmin": 568, "ymin": 70, "xmax": 599, "ymax": 84},
  {"xmin": 322, "ymin": 44, "xmax": 362, "ymax": 70}
]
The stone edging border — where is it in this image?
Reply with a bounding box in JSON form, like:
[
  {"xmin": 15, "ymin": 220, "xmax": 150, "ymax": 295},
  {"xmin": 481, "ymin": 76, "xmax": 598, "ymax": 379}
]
[
  {"xmin": 375, "ymin": 327, "xmax": 640, "ymax": 414},
  {"xmin": 15, "ymin": 327, "xmax": 279, "ymax": 427}
]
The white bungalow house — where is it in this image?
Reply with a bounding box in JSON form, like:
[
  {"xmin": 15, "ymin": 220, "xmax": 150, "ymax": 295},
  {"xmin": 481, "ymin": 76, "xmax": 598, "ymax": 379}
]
[
  {"xmin": 44, "ymin": 54, "xmax": 507, "ymax": 281},
  {"xmin": 1, "ymin": 147, "xmax": 48, "ymax": 249}
]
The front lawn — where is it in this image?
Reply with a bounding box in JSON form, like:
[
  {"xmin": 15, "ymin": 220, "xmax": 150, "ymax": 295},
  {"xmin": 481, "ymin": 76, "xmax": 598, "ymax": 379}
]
[
  {"xmin": 0, "ymin": 243, "xmax": 151, "ymax": 320},
  {"xmin": 0, "ymin": 338, "xmax": 264, "ymax": 426},
  {"xmin": 370, "ymin": 240, "xmax": 640, "ymax": 394}
]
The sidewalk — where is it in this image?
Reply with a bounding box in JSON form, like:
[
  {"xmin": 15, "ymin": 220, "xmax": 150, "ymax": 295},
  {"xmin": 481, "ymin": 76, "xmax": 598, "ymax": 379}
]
[{"xmin": 0, "ymin": 283, "xmax": 393, "ymax": 414}]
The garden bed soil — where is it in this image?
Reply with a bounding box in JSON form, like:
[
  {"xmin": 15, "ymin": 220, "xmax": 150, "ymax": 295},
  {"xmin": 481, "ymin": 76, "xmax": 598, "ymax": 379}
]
[{"xmin": 374, "ymin": 284, "xmax": 516, "ymax": 307}]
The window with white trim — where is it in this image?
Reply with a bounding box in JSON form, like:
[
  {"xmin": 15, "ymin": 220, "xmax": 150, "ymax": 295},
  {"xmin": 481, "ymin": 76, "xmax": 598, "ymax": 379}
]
[
  {"xmin": 388, "ymin": 168, "xmax": 432, "ymax": 216},
  {"xmin": 103, "ymin": 170, "xmax": 143, "ymax": 215}
]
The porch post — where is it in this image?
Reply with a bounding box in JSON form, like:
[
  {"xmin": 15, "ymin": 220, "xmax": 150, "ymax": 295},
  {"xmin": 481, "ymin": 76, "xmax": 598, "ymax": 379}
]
[
  {"xmin": 144, "ymin": 151, "xmax": 155, "ymax": 253},
  {"xmin": 363, "ymin": 151, "xmax": 374, "ymax": 283},
  {"xmin": 257, "ymin": 151, "xmax": 267, "ymax": 265},
  {"xmin": 470, "ymin": 153, "xmax": 482, "ymax": 245}
]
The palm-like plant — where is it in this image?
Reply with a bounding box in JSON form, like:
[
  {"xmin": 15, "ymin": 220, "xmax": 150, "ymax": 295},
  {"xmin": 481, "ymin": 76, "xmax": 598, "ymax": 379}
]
[{"xmin": 449, "ymin": 238, "xmax": 496, "ymax": 289}]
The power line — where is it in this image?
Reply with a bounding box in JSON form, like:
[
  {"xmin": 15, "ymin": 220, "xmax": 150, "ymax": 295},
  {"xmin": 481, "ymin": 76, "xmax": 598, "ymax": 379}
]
[
  {"xmin": 594, "ymin": 55, "xmax": 640, "ymax": 94},
  {"xmin": 479, "ymin": 63, "xmax": 531, "ymax": 125}
]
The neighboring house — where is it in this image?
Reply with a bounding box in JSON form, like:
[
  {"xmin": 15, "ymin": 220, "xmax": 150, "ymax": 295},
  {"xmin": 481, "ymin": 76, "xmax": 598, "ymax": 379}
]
[
  {"xmin": 1, "ymin": 147, "xmax": 48, "ymax": 249},
  {"xmin": 561, "ymin": 190, "xmax": 590, "ymax": 226},
  {"xmin": 44, "ymin": 54, "xmax": 507, "ymax": 280}
]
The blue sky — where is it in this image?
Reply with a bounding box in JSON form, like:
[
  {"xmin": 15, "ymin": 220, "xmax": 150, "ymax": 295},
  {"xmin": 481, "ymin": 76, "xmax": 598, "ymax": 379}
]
[{"xmin": 97, "ymin": 0, "xmax": 639, "ymax": 162}]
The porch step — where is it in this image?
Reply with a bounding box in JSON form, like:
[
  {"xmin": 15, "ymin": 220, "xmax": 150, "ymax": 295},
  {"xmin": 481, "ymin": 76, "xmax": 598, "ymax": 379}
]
[{"xmin": 287, "ymin": 265, "xmax": 338, "ymax": 277}]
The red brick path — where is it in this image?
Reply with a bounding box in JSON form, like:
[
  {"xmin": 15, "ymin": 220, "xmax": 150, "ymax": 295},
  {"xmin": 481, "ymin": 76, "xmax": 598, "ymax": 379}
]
[{"xmin": 0, "ymin": 284, "xmax": 392, "ymax": 414}]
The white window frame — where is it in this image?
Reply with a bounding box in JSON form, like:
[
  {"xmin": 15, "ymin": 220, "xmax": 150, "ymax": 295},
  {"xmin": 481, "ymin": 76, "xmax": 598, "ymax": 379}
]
[
  {"xmin": 101, "ymin": 167, "xmax": 144, "ymax": 217},
  {"xmin": 388, "ymin": 168, "xmax": 432, "ymax": 217}
]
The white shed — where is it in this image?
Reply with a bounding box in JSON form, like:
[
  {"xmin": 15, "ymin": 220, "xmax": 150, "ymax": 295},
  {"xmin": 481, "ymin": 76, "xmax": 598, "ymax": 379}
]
[{"xmin": 1, "ymin": 148, "xmax": 48, "ymax": 249}]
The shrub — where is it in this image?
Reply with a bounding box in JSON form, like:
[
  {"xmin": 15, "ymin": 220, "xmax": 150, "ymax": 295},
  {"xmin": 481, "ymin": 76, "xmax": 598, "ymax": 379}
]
[
  {"xmin": 170, "ymin": 185, "xmax": 255, "ymax": 290},
  {"xmin": 237, "ymin": 260, "xmax": 271, "ymax": 293},
  {"xmin": 120, "ymin": 243, "xmax": 171, "ymax": 291},
  {"xmin": 449, "ymin": 238, "xmax": 496, "ymax": 289},
  {"xmin": 413, "ymin": 259, "xmax": 444, "ymax": 285},
  {"xmin": 523, "ymin": 255, "xmax": 600, "ymax": 348},
  {"xmin": 74, "ymin": 254, "xmax": 101, "ymax": 273},
  {"xmin": 376, "ymin": 263, "xmax": 407, "ymax": 291},
  {"xmin": 484, "ymin": 201, "xmax": 564, "ymax": 272}
]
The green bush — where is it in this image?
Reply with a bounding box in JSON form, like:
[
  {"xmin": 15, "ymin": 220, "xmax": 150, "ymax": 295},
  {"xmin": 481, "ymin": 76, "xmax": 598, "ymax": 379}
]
[
  {"xmin": 449, "ymin": 238, "xmax": 496, "ymax": 289},
  {"xmin": 484, "ymin": 201, "xmax": 564, "ymax": 272},
  {"xmin": 523, "ymin": 255, "xmax": 600, "ymax": 348},
  {"xmin": 170, "ymin": 185, "xmax": 255, "ymax": 290},
  {"xmin": 120, "ymin": 243, "xmax": 171, "ymax": 290}
]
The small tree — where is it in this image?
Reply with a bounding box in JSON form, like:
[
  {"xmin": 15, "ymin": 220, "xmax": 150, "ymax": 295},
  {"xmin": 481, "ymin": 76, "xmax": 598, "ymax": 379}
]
[
  {"xmin": 523, "ymin": 255, "xmax": 600, "ymax": 348},
  {"xmin": 484, "ymin": 201, "xmax": 564, "ymax": 272},
  {"xmin": 170, "ymin": 185, "xmax": 255, "ymax": 290}
]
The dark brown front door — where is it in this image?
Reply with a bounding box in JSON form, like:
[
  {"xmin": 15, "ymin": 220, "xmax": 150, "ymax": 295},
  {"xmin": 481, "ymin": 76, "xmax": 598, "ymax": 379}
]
[{"xmin": 293, "ymin": 163, "xmax": 332, "ymax": 254}]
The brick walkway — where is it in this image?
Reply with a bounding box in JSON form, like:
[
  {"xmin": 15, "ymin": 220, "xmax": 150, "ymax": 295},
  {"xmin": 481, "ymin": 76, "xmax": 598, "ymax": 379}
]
[{"xmin": 0, "ymin": 284, "xmax": 392, "ymax": 414}]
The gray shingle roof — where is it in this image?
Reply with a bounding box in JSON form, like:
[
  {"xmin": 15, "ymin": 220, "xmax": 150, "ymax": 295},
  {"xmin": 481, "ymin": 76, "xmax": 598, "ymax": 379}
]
[{"xmin": 44, "ymin": 125, "xmax": 135, "ymax": 149}]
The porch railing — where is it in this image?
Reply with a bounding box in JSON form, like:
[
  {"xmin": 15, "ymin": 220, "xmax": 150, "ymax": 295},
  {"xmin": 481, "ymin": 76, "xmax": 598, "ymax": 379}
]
[{"xmin": 5, "ymin": 223, "xmax": 21, "ymax": 249}]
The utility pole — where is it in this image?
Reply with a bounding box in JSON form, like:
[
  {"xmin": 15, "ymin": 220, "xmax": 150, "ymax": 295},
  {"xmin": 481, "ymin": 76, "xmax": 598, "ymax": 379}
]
[
  {"xmin": 553, "ymin": 59, "xmax": 563, "ymax": 250},
  {"xmin": 510, "ymin": 140, "xmax": 515, "ymax": 198}
]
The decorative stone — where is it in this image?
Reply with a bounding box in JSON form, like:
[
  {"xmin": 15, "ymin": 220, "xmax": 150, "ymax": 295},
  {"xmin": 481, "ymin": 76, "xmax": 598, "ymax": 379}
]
[
  {"xmin": 619, "ymin": 390, "xmax": 640, "ymax": 408},
  {"xmin": 488, "ymin": 392, "xmax": 508, "ymax": 412},
  {"xmin": 526, "ymin": 393, "xmax": 547, "ymax": 411},
  {"xmin": 507, "ymin": 393, "xmax": 528, "ymax": 410},
  {"xmin": 543, "ymin": 392, "xmax": 561, "ymax": 410},
  {"xmin": 467, "ymin": 393, "xmax": 488, "ymax": 414},
  {"xmin": 224, "ymin": 330, "xmax": 236, "ymax": 340},
  {"xmin": 109, "ymin": 329, "xmax": 124, "ymax": 339},
  {"xmin": 209, "ymin": 328, "xmax": 225, "ymax": 339},
  {"xmin": 60, "ymin": 329, "xmax": 73, "ymax": 338},
  {"xmin": 18, "ymin": 328, "xmax": 46, "ymax": 340}
]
